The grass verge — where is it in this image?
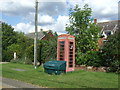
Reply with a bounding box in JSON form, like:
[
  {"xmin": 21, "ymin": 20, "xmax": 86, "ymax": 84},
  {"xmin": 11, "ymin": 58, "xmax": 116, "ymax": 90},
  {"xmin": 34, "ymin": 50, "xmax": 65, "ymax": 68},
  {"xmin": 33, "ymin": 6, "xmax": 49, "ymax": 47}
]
[{"xmin": 1, "ymin": 63, "xmax": 119, "ymax": 88}]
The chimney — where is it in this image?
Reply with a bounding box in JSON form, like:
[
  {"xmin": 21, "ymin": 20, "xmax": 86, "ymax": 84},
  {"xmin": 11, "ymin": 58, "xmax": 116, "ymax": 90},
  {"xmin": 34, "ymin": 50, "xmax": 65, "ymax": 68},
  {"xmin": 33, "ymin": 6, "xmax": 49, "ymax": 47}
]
[{"xmin": 94, "ymin": 18, "xmax": 97, "ymax": 24}]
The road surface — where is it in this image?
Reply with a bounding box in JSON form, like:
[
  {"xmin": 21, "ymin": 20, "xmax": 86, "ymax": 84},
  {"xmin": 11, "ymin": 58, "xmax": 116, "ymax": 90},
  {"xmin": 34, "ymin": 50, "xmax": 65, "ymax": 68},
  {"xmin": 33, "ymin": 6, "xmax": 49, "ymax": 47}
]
[{"xmin": 0, "ymin": 77, "xmax": 43, "ymax": 89}]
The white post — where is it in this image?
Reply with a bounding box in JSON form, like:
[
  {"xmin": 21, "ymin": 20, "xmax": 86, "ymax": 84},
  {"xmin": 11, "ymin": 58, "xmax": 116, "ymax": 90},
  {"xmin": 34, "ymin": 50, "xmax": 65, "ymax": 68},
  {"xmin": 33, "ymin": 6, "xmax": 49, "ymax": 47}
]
[{"xmin": 14, "ymin": 52, "xmax": 16, "ymax": 60}]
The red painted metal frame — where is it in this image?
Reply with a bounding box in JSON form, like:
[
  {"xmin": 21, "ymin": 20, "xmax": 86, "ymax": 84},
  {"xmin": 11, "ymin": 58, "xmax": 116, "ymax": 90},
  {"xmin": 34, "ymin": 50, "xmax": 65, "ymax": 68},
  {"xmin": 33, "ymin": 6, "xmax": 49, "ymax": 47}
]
[{"xmin": 57, "ymin": 34, "xmax": 75, "ymax": 72}]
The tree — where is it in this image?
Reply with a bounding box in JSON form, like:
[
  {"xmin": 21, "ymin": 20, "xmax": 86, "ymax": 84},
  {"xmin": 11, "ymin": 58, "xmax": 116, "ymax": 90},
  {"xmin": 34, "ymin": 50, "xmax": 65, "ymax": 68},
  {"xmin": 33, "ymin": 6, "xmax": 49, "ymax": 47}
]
[
  {"xmin": 2, "ymin": 21, "xmax": 57, "ymax": 64},
  {"xmin": 6, "ymin": 44, "xmax": 22, "ymax": 60},
  {"xmin": 2, "ymin": 22, "xmax": 33, "ymax": 62},
  {"xmin": 25, "ymin": 32, "xmax": 57, "ymax": 65},
  {"xmin": 66, "ymin": 4, "xmax": 100, "ymax": 64},
  {"xmin": 0, "ymin": 22, "xmax": 2, "ymax": 61},
  {"xmin": 2, "ymin": 22, "xmax": 17, "ymax": 61},
  {"xmin": 15, "ymin": 32, "xmax": 33, "ymax": 56},
  {"xmin": 100, "ymin": 32, "xmax": 120, "ymax": 73},
  {"xmin": 40, "ymin": 35, "xmax": 57, "ymax": 63},
  {"xmin": 2, "ymin": 22, "xmax": 17, "ymax": 49}
]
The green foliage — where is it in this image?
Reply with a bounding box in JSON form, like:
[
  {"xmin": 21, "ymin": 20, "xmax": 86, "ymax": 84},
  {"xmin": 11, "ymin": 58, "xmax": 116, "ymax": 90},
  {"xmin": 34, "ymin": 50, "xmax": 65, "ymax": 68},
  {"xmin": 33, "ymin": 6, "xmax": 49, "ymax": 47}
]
[
  {"xmin": 39, "ymin": 35, "xmax": 57, "ymax": 63},
  {"xmin": 10, "ymin": 57, "xmax": 32, "ymax": 65},
  {"xmin": 100, "ymin": 32, "xmax": 120, "ymax": 73},
  {"xmin": 7, "ymin": 44, "xmax": 22, "ymax": 60},
  {"xmin": 2, "ymin": 22, "xmax": 34, "ymax": 62},
  {"xmin": 25, "ymin": 44, "xmax": 34, "ymax": 62},
  {"xmin": 2, "ymin": 22, "xmax": 17, "ymax": 49},
  {"xmin": 2, "ymin": 21, "xmax": 57, "ymax": 65},
  {"xmin": 66, "ymin": 4, "xmax": 100, "ymax": 65},
  {"xmin": 25, "ymin": 34, "xmax": 57, "ymax": 64},
  {"xmin": 76, "ymin": 51, "xmax": 101, "ymax": 67},
  {"xmin": 15, "ymin": 32, "xmax": 33, "ymax": 55},
  {"xmin": 2, "ymin": 22, "xmax": 17, "ymax": 61},
  {"xmin": 0, "ymin": 22, "xmax": 2, "ymax": 62}
]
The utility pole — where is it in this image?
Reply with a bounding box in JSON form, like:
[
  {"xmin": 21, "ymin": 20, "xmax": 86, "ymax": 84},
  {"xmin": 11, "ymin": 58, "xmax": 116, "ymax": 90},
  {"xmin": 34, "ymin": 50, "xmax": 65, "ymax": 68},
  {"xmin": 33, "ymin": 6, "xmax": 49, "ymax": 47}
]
[{"xmin": 34, "ymin": 0, "xmax": 38, "ymax": 69}]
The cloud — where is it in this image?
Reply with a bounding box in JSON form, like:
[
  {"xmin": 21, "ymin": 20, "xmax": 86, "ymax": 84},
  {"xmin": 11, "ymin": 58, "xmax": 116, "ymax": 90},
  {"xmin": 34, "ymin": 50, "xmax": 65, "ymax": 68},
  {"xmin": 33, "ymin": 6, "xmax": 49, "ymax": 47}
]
[
  {"xmin": 39, "ymin": 15, "xmax": 55, "ymax": 25},
  {"xmin": 2, "ymin": 0, "xmax": 118, "ymax": 21},
  {"xmin": 13, "ymin": 15, "xmax": 69, "ymax": 35},
  {"xmin": 13, "ymin": 22, "xmax": 47, "ymax": 33},
  {"xmin": 24, "ymin": 13, "xmax": 55, "ymax": 26},
  {"xmin": 98, "ymin": 19, "xmax": 110, "ymax": 22},
  {"xmin": 0, "ymin": 0, "xmax": 35, "ymax": 16},
  {"xmin": 67, "ymin": 0, "xmax": 119, "ymax": 22},
  {"xmin": 13, "ymin": 22, "xmax": 34, "ymax": 33},
  {"xmin": 0, "ymin": 0, "xmax": 68, "ymax": 17},
  {"xmin": 38, "ymin": 2, "xmax": 68, "ymax": 16},
  {"xmin": 1, "ymin": 0, "xmax": 119, "ymax": 35},
  {"xmin": 39, "ymin": 15, "xmax": 69, "ymax": 34},
  {"xmin": 84, "ymin": 0, "xmax": 118, "ymax": 21},
  {"xmin": 53, "ymin": 15, "xmax": 69, "ymax": 34}
]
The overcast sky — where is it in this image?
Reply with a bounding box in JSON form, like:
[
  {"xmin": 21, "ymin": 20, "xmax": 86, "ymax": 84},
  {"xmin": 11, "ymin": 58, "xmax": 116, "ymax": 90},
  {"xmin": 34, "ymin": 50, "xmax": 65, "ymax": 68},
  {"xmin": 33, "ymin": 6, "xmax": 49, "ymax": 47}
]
[{"xmin": 0, "ymin": 0, "xmax": 119, "ymax": 35}]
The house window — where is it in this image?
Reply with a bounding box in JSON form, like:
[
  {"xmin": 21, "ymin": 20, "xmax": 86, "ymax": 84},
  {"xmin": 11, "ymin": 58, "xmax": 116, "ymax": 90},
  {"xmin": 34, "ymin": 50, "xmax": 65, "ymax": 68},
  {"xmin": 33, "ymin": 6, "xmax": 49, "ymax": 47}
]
[
  {"xmin": 102, "ymin": 30, "xmax": 112, "ymax": 38},
  {"xmin": 105, "ymin": 31, "xmax": 111, "ymax": 36}
]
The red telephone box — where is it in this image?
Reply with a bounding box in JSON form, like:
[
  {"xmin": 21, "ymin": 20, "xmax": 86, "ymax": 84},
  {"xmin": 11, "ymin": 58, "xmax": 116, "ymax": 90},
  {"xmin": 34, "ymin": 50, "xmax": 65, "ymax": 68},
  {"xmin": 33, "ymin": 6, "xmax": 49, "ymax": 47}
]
[{"xmin": 57, "ymin": 34, "xmax": 75, "ymax": 72}]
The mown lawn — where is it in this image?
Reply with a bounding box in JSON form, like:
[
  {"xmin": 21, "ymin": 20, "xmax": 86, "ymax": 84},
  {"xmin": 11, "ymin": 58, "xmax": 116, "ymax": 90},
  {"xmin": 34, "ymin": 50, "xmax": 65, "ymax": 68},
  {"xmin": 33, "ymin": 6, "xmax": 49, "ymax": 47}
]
[{"xmin": 1, "ymin": 63, "xmax": 119, "ymax": 88}]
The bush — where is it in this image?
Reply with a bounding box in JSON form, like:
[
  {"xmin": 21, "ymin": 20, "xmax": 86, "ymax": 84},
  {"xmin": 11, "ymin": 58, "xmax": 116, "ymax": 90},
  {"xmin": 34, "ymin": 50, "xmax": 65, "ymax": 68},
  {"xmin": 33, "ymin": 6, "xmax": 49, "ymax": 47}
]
[
  {"xmin": 76, "ymin": 51, "xmax": 101, "ymax": 67},
  {"xmin": 75, "ymin": 52, "xmax": 85, "ymax": 65},
  {"xmin": 40, "ymin": 37, "xmax": 57, "ymax": 63},
  {"xmin": 10, "ymin": 57, "xmax": 32, "ymax": 65},
  {"xmin": 106, "ymin": 61, "xmax": 120, "ymax": 74},
  {"xmin": 25, "ymin": 45, "xmax": 34, "ymax": 62},
  {"xmin": 25, "ymin": 35, "xmax": 57, "ymax": 65},
  {"xmin": 100, "ymin": 32, "xmax": 120, "ymax": 73}
]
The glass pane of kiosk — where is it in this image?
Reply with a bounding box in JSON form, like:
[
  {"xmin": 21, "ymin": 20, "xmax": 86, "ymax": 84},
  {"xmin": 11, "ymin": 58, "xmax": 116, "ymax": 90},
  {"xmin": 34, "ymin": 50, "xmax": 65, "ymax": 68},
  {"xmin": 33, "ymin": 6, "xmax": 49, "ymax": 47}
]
[
  {"xmin": 59, "ymin": 41, "xmax": 65, "ymax": 61},
  {"xmin": 69, "ymin": 42, "xmax": 73, "ymax": 67}
]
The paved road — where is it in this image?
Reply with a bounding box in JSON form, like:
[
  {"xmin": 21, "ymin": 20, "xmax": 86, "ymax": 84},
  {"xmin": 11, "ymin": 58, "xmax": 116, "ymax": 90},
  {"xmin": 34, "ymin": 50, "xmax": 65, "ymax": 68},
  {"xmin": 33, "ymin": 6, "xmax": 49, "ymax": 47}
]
[{"xmin": 0, "ymin": 77, "xmax": 43, "ymax": 89}]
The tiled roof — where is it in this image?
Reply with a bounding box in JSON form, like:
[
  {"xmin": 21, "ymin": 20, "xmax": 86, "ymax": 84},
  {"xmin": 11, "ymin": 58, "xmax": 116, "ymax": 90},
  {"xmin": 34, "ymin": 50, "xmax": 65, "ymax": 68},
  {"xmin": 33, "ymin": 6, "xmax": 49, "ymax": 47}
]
[
  {"xmin": 97, "ymin": 20, "xmax": 120, "ymax": 31},
  {"xmin": 26, "ymin": 31, "xmax": 48, "ymax": 40}
]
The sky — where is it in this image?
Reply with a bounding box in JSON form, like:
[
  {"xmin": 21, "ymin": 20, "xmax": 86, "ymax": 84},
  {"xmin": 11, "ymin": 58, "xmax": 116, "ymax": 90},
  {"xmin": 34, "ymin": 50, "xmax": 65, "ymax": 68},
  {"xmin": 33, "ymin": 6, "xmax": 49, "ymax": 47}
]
[{"xmin": 0, "ymin": 0, "xmax": 119, "ymax": 35}]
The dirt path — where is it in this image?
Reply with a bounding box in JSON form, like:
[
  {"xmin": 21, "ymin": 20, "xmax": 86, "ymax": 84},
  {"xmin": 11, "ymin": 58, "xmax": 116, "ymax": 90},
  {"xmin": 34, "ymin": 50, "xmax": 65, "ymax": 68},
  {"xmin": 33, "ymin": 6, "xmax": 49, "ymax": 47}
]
[{"xmin": 1, "ymin": 77, "xmax": 43, "ymax": 88}]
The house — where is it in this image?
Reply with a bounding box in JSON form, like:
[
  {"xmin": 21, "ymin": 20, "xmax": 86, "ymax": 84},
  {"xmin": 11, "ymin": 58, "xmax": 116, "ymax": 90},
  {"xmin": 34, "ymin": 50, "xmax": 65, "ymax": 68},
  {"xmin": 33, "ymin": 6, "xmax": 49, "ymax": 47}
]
[
  {"xmin": 26, "ymin": 30, "xmax": 54, "ymax": 40},
  {"xmin": 96, "ymin": 20, "xmax": 120, "ymax": 47},
  {"xmin": 98, "ymin": 20, "xmax": 119, "ymax": 38}
]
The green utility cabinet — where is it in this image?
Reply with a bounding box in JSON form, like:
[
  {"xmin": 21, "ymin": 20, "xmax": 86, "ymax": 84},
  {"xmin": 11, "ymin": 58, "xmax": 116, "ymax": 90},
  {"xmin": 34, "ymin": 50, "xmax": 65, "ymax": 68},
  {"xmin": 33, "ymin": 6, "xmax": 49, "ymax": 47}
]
[{"xmin": 43, "ymin": 60, "xmax": 66, "ymax": 75}]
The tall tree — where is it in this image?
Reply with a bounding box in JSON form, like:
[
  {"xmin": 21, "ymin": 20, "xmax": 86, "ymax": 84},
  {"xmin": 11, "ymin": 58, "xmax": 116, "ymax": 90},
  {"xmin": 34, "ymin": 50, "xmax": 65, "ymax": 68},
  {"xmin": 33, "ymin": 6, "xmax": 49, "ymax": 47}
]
[
  {"xmin": 2, "ymin": 22, "xmax": 33, "ymax": 62},
  {"xmin": 0, "ymin": 22, "xmax": 2, "ymax": 61},
  {"xmin": 66, "ymin": 4, "xmax": 100, "ymax": 64},
  {"xmin": 2, "ymin": 22, "xmax": 17, "ymax": 49},
  {"xmin": 2, "ymin": 22, "xmax": 17, "ymax": 61}
]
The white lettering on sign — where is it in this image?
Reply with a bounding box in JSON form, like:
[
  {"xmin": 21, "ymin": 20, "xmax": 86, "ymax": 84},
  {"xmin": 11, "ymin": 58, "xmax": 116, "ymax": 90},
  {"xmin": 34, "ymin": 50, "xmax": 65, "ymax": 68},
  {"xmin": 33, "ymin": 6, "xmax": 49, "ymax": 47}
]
[
  {"xmin": 68, "ymin": 37, "xmax": 74, "ymax": 40},
  {"xmin": 58, "ymin": 37, "xmax": 66, "ymax": 39}
]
